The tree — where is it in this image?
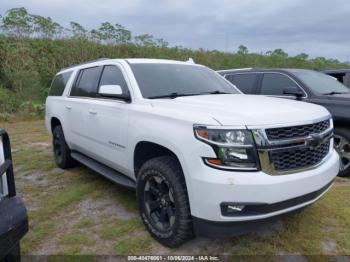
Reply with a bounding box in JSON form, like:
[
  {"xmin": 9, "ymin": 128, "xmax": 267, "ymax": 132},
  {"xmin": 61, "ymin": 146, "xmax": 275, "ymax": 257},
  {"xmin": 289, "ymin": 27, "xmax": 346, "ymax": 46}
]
[
  {"xmin": 32, "ymin": 15, "xmax": 63, "ymax": 39},
  {"xmin": 95, "ymin": 22, "xmax": 131, "ymax": 44},
  {"xmin": 98, "ymin": 22, "xmax": 117, "ymax": 42},
  {"xmin": 155, "ymin": 38, "xmax": 169, "ymax": 48},
  {"xmin": 294, "ymin": 53, "xmax": 309, "ymax": 61},
  {"xmin": 271, "ymin": 48, "xmax": 288, "ymax": 58},
  {"xmin": 237, "ymin": 45, "xmax": 248, "ymax": 55},
  {"xmin": 1, "ymin": 7, "xmax": 34, "ymax": 37},
  {"xmin": 115, "ymin": 23, "xmax": 131, "ymax": 43},
  {"xmin": 89, "ymin": 29, "xmax": 102, "ymax": 42},
  {"xmin": 70, "ymin": 21, "xmax": 87, "ymax": 38},
  {"xmin": 134, "ymin": 34, "xmax": 156, "ymax": 47}
]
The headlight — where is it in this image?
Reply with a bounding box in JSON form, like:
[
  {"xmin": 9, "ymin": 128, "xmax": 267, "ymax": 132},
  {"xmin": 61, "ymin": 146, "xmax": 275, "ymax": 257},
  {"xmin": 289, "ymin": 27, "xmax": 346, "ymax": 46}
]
[{"xmin": 194, "ymin": 125, "xmax": 260, "ymax": 171}]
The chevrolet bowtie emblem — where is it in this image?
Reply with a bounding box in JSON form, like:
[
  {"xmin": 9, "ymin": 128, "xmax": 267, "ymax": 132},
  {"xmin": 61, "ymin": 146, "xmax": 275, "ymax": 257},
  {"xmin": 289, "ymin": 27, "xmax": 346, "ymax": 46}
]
[{"xmin": 308, "ymin": 134, "xmax": 322, "ymax": 150}]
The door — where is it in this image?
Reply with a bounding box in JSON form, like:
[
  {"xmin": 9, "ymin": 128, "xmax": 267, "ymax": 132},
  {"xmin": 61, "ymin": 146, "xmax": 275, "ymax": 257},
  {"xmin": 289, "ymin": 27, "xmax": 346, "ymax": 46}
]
[
  {"xmin": 65, "ymin": 66, "xmax": 102, "ymax": 154},
  {"xmin": 225, "ymin": 73, "xmax": 260, "ymax": 94},
  {"xmin": 85, "ymin": 64, "xmax": 131, "ymax": 175},
  {"xmin": 258, "ymin": 73, "xmax": 307, "ymax": 100}
]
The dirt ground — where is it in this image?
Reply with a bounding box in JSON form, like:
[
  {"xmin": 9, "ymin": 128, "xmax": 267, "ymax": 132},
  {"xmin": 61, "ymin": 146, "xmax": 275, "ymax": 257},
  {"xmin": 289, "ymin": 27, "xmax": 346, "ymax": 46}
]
[{"xmin": 1, "ymin": 119, "xmax": 349, "ymax": 259}]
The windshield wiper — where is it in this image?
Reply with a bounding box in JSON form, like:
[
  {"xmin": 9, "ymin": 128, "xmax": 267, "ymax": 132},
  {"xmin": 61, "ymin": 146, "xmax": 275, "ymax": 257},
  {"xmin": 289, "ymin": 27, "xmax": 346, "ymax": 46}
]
[
  {"xmin": 148, "ymin": 90, "xmax": 233, "ymax": 99},
  {"xmin": 201, "ymin": 90, "xmax": 233, "ymax": 95},
  {"xmin": 322, "ymin": 91, "xmax": 349, "ymax": 95},
  {"xmin": 148, "ymin": 92, "xmax": 201, "ymax": 99}
]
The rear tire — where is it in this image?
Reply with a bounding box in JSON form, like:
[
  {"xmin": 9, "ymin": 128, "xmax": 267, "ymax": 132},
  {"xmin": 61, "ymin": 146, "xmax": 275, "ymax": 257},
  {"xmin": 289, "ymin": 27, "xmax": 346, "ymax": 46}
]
[
  {"xmin": 52, "ymin": 125, "xmax": 75, "ymax": 169},
  {"xmin": 334, "ymin": 127, "xmax": 350, "ymax": 177},
  {"xmin": 137, "ymin": 156, "xmax": 194, "ymax": 247},
  {"xmin": 3, "ymin": 243, "xmax": 20, "ymax": 262}
]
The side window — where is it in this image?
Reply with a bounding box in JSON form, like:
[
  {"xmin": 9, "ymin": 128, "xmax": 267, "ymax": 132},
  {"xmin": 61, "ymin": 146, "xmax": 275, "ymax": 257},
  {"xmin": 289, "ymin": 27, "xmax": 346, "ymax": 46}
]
[
  {"xmin": 227, "ymin": 74, "xmax": 258, "ymax": 94},
  {"xmin": 49, "ymin": 71, "xmax": 73, "ymax": 96},
  {"xmin": 98, "ymin": 65, "xmax": 129, "ymax": 95},
  {"xmin": 261, "ymin": 73, "xmax": 299, "ymax": 96},
  {"xmin": 70, "ymin": 67, "xmax": 101, "ymax": 97}
]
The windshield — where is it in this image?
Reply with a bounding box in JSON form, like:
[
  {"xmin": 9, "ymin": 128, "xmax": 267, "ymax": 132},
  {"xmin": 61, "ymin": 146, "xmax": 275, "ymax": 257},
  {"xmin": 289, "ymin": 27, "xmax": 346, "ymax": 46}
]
[
  {"xmin": 292, "ymin": 70, "xmax": 350, "ymax": 95},
  {"xmin": 130, "ymin": 63, "xmax": 240, "ymax": 98}
]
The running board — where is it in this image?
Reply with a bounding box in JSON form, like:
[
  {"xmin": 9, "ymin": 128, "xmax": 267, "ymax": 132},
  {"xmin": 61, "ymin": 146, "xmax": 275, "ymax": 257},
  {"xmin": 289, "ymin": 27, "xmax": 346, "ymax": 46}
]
[{"xmin": 71, "ymin": 152, "xmax": 136, "ymax": 190}]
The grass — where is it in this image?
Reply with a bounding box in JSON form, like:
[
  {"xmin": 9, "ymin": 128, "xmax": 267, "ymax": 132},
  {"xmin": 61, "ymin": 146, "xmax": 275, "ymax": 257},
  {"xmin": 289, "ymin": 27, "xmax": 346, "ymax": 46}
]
[
  {"xmin": 100, "ymin": 218, "xmax": 142, "ymax": 240},
  {"xmin": 114, "ymin": 236, "xmax": 153, "ymax": 255},
  {"xmin": 59, "ymin": 233, "xmax": 96, "ymax": 246},
  {"xmin": 21, "ymin": 222, "xmax": 56, "ymax": 254},
  {"xmin": 75, "ymin": 219, "xmax": 95, "ymax": 229},
  {"xmin": 0, "ymin": 119, "xmax": 349, "ymax": 256}
]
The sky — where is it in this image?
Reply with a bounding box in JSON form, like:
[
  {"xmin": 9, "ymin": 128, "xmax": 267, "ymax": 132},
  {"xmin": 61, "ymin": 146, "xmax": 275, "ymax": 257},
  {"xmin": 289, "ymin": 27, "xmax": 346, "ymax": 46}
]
[{"xmin": 1, "ymin": 0, "xmax": 350, "ymax": 62}]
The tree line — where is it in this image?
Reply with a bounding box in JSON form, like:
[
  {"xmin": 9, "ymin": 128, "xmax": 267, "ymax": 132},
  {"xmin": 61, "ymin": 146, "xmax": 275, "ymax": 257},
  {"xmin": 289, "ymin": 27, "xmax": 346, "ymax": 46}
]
[
  {"xmin": 0, "ymin": 7, "xmax": 169, "ymax": 47},
  {"xmin": 0, "ymin": 7, "xmax": 349, "ymax": 120}
]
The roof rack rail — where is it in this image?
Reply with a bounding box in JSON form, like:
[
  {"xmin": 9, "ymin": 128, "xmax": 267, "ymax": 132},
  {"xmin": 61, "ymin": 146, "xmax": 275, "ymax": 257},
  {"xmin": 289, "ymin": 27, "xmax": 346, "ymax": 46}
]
[{"xmin": 61, "ymin": 58, "xmax": 110, "ymax": 71}]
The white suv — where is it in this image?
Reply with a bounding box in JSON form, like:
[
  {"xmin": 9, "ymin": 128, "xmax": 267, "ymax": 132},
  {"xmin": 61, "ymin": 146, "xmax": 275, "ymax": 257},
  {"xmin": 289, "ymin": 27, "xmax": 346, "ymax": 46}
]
[{"xmin": 45, "ymin": 58, "xmax": 339, "ymax": 247}]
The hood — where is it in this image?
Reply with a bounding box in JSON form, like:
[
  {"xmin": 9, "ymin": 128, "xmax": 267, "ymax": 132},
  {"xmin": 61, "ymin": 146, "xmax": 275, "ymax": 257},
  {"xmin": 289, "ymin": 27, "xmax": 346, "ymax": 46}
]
[
  {"xmin": 150, "ymin": 94, "xmax": 330, "ymax": 127},
  {"xmin": 321, "ymin": 92, "xmax": 350, "ymax": 103}
]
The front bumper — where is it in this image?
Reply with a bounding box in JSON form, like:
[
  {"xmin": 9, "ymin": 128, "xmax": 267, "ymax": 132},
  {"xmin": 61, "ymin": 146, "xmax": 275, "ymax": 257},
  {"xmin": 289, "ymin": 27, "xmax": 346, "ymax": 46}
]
[
  {"xmin": 187, "ymin": 149, "xmax": 339, "ymax": 223},
  {"xmin": 0, "ymin": 196, "xmax": 28, "ymax": 258}
]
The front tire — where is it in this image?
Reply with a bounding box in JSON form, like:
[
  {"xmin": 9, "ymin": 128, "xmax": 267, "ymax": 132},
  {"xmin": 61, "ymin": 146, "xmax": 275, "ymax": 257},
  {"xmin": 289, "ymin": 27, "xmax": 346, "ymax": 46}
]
[
  {"xmin": 52, "ymin": 125, "xmax": 75, "ymax": 169},
  {"xmin": 137, "ymin": 156, "xmax": 194, "ymax": 247},
  {"xmin": 334, "ymin": 128, "xmax": 350, "ymax": 177}
]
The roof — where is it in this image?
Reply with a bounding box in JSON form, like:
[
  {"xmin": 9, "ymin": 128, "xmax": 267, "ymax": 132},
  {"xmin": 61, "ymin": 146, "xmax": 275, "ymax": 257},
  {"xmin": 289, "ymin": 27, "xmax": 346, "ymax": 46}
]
[
  {"xmin": 126, "ymin": 58, "xmax": 197, "ymax": 65},
  {"xmin": 217, "ymin": 68, "xmax": 313, "ymax": 75},
  {"xmin": 322, "ymin": 69, "xmax": 350, "ymax": 74},
  {"xmin": 58, "ymin": 58, "xmax": 201, "ymax": 74}
]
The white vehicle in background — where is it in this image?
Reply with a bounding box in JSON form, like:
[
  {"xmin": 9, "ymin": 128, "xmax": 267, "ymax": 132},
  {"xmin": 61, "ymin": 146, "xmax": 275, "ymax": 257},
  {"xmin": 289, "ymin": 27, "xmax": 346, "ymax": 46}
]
[{"xmin": 45, "ymin": 58, "xmax": 339, "ymax": 247}]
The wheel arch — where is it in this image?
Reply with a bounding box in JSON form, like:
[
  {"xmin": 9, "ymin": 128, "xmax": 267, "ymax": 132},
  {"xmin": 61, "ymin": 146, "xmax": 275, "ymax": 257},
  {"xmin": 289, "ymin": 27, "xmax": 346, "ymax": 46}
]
[
  {"xmin": 333, "ymin": 119, "xmax": 350, "ymax": 130},
  {"xmin": 50, "ymin": 117, "xmax": 62, "ymax": 133},
  {"xmin": 133, "ymin": 141, "xmax": 184, "ymax": 178}
]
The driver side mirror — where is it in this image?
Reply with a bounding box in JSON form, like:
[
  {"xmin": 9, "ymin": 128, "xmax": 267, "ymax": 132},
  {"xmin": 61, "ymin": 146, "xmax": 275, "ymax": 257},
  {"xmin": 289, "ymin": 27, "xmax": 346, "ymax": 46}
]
[
  {"xmin": 98, "ymin": 85, "xmax": 131, "ymax": 102},
  {"xmin": 283, "ymin": 86, "xmax": 304, "ymax": 100}
]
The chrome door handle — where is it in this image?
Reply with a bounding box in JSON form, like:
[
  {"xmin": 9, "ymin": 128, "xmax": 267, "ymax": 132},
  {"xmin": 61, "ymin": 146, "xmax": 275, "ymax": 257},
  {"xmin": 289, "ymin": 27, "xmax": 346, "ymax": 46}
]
[
  {"xmin": 65, "ymin": 105, "xmax": 72, "ymax": 110},
  {"xmin": 88, "ymin": 109, "xmax": 97, "ymax": 115}
]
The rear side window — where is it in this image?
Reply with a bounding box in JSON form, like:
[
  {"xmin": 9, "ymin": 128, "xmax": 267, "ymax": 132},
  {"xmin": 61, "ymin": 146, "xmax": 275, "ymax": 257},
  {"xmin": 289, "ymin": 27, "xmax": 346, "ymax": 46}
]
[
  {"xmin": 261, "ymin": 73, "xmax": 298, "ymax": 96},
  {"xmin": 70, "ymin": 67, "xmax": 101, "ymax": 97},
  {"xmin": 49, "ymin": 71, "xmax": 73, "ymax": 96},
  {"xmin": 226, "ymin": 74, "xmax": 258, "ymax": 94},
  {"xmin": 99, "ymin": 66, "xmax": 129, "ymax": 94}
]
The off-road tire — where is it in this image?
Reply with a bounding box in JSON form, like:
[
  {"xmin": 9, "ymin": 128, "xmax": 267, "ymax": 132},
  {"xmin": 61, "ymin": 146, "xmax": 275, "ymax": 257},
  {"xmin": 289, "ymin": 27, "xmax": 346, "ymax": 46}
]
[{"xmin": 137, "ymin": 156, "xmax": 194, "ymax": 247}]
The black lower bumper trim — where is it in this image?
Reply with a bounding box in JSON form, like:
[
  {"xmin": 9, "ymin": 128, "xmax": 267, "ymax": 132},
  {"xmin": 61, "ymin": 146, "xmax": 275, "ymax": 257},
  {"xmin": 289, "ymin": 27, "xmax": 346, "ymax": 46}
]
[{"xmin": 193, "ymin": 208, "xmax": 305, "ymax": 238}]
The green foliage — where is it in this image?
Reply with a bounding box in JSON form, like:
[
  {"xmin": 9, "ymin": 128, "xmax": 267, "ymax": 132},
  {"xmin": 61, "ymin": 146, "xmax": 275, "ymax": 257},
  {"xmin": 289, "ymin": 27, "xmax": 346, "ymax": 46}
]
[
  {"xmin": 1, "ymin": 7, "xmax": 33, "ymax": 37},
  {"xmin": 0, "ymin": 7, "xmax": 349, "ymax": 117},
  {"xmin": 237, "ymin": 44, "xmax": 248, "ymax": 55},
  {"xmin": 70, "ymin": 21, "xmax": 87, "ymax": 39}
]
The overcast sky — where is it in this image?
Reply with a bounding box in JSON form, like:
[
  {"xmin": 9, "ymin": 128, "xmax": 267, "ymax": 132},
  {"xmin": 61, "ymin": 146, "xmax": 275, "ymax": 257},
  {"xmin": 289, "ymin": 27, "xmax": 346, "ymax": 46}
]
[{"xmin": 1, "ymin": 0, "xmax": 350, "ymax": 62}]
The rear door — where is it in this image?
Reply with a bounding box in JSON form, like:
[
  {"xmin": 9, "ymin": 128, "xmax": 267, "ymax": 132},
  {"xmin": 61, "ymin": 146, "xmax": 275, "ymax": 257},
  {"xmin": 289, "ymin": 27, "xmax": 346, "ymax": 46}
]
[
  {"xmin": 224, "ymin": 73, "xmax": 260, "ymax": 94},
  {"xmin": 66, "ymin": 66, "xmax": 102, "ymax": 155},
  {"xmin": 258, "ymin": 72, "xmax": 307, "ymax": 99}
]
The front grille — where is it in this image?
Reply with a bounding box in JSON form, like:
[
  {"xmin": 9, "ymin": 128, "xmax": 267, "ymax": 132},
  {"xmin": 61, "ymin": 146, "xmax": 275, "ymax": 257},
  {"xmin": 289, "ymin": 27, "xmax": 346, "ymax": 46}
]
[
  {"xmin": 266, "ymin": 120, "xmax": 330, "ymax": 141},
  {"xmin": 270, "ymin": 141, "xmax": 330, "ymax": 171}
]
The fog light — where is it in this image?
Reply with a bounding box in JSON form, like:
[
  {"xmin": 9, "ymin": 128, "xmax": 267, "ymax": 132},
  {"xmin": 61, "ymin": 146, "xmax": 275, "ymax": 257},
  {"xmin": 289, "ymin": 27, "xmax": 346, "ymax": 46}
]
[{"xmin": 221, "ymin": 203, "xmax": 246, "ymax": 216}]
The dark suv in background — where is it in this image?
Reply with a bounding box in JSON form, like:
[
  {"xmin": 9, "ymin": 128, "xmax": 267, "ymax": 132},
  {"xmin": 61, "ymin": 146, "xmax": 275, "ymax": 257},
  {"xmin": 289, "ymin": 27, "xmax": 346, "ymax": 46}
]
[
  {"xmin": 323, "ymin": 69, "xmax": 350, "ymax": 88},
  {"xmin": 0, "ymin": 129, "xmax": 28, "ymax": 261},
  {"xmin": 218, "ymin": 68, "xmax": 350, "ymax": 177}
]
